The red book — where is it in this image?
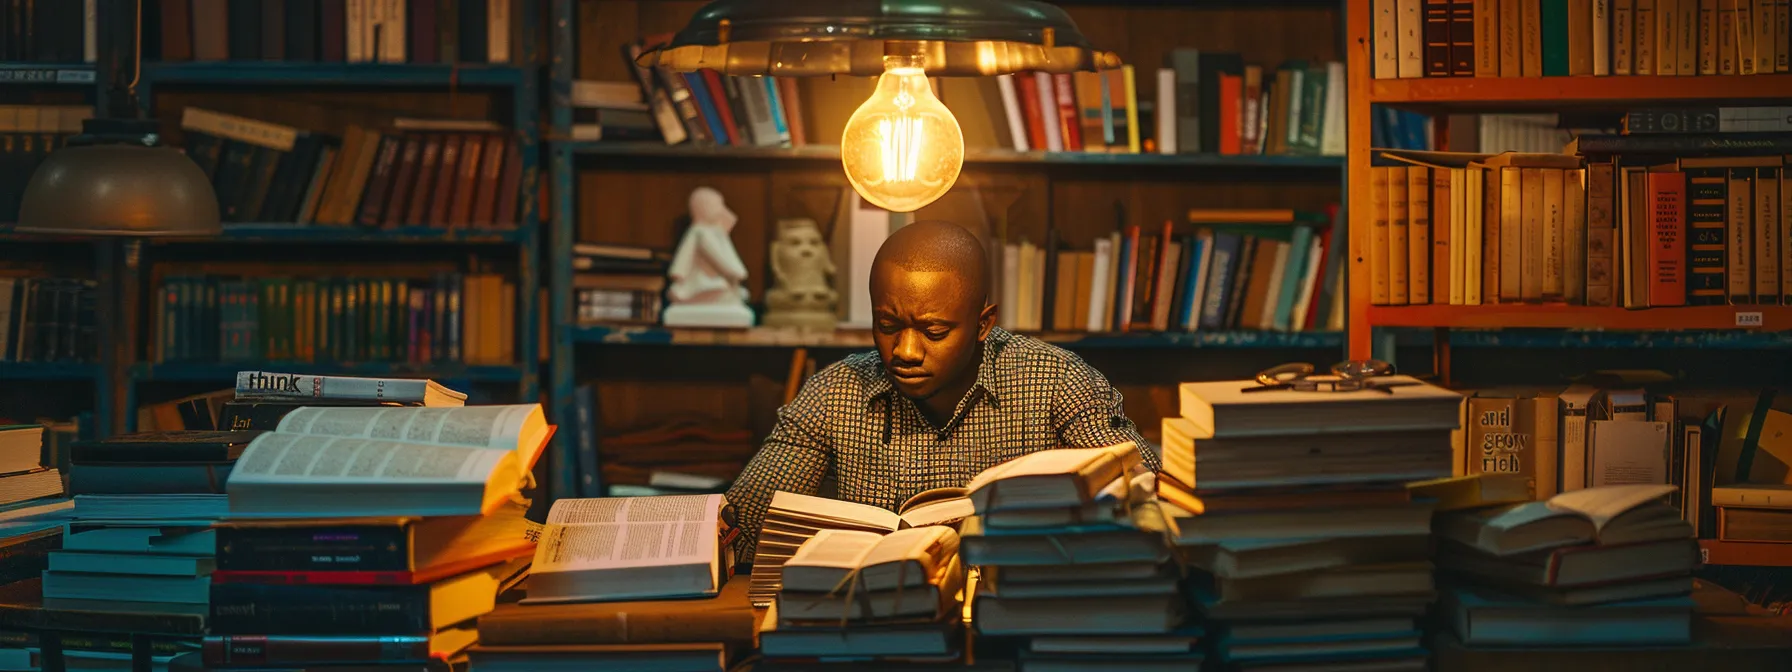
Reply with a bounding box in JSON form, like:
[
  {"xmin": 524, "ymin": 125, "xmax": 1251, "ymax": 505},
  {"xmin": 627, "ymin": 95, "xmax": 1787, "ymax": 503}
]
[
  {"xmin": 1013, "ymin": 74, "xmax": 1049, "ymax": 151},
  {"xmin": 700, "ymin": 70, "xmax": 741, "ymax": 146},
  {"xmin": 320, "ymin": 0, "xmax": 347, "ymax": 62},
  {"xmin": 1052, "ymin": 73, "xmax": 1083, "ymax": 151},
  {"xmin": 1306, "ymin": 208, "xmax": 1338, "ymax": 330},
  {"xmin": 210, "ymin": 544, "xmax": 535, "ymax": 587},
  {"xmin": 1218, "ymin": 74, "xmax": 1242, "ymax": 156},
  {"xmin": 1647, "ymin": 170, "xmax": 1688, "ymax": 307}
]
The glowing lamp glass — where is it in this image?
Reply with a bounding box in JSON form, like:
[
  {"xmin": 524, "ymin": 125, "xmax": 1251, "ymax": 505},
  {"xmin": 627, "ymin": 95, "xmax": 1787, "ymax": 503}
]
[{"xmin": 840, "ymin": 56, "xmax": 964, "ymax": 213}]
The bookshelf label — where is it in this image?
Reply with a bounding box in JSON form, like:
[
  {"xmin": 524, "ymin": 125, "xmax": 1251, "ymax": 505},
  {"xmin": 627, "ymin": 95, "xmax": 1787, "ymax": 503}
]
[
  {"xmin": 1700, "ymin": 547, "xmax": 1709, "ymax": 564},
  {"xmin": 1736, "ymin": 312, "xmax": 1764, "ymax": 327},
  {"xmin": 0, "ymin": 69, "xmax": 94, "ymax": 84}
]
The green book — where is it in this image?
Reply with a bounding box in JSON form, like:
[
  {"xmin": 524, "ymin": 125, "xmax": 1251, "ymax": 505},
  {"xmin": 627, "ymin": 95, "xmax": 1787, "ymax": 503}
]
[{"xmin": 1540, "ymin": 0, "xmax": 1571, "ymax": 76}]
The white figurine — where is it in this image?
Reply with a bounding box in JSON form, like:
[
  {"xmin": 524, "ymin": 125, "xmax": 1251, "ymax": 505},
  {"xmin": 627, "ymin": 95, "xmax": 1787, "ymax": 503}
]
[
  {"xmin": 762, "ymin": 217, "xmax": 839, "ymax": 329},
  {"xmin": 662, "ymin": 187, "xmax": 755, "ymax": 327}
]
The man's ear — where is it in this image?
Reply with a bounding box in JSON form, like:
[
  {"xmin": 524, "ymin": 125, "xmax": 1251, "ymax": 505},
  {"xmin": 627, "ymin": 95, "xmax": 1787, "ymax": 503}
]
[{"xmin": 978, "ymin": 303, "xmax": 998, "ymax": 341}]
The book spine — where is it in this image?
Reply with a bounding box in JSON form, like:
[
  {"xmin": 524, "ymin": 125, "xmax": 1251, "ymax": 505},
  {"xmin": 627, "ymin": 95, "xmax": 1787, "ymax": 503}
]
[
  {"xmin": 1451, "ymin": 0, "xmax": 1477, "ymax": 74},
  {"xmin": 233, "ymin": 371, "xmax": 430, "ymax": 403},
  {"xmin": 203, "ymin": 634, "xmax": 430, "ymax": 667},
  {"xmin": 1648, "ymin": 170, "xmax": 1689, "ymax": 306},
  {"xmin": 1729, "ymin": 168, "xmax": 1754, "ymax": 303},
  {"xmin": 210, "ymin": 583, "xmax": 432, "ymax": 634}
]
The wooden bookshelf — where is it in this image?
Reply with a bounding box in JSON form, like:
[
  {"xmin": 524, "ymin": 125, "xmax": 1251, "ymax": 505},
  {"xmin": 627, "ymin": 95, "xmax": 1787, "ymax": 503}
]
[
  {"xmin": 1700, "ymin": 540, "xmax": 1792, "ymax": 567},
  {"xmin": 128, "ymin": 362, "xmax": 525, "ymax": 384},
  {"xmin": 1369, "ymin": 74, "xmax": 1792, "ymax": 110},
  {"xmin": 1344, "ymin": 0, "xmax": 1792, "ymax": 361},
  {"xmin": 568, "ymin": 141, "xmax": 1347, "ymax": 170}
]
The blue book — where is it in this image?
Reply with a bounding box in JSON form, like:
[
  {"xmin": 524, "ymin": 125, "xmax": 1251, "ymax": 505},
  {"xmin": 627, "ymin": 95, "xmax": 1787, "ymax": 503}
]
[
  {"xmin": 682, "ymin": 72, "xmax": 730, "ymax": 146},
  {"xmin": 761, "ymin": 78, "xmax": 792, "ymax": 147},
  {"xmin": 1197, "ymin": 233, "xmax": 1242, "ymax": 330},
  {"xmin": 1174, "ymin": 233, "xmax": 1208, "ymax": 330},
  {"xmin": 1112, "ymin": 231, "xmax": 1135, "ymax": 331},
  {"xmin": 1271, "ymin": 225, "xmax": 1315, "ymax": 331},
  {"xmin": 1446, "ymin": 585, "xmax": 1693, "ymax": 646}
]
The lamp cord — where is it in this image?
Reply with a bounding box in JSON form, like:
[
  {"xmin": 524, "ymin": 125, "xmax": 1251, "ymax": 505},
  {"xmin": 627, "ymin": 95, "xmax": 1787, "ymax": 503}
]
[{"xmin": 128, "ymin": 0, "xmax": 141, "ymax": 94}]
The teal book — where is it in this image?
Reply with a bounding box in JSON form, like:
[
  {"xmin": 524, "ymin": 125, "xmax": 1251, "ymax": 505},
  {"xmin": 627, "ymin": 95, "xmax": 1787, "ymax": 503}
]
[
  {"xmin": 1540, "ymin": 0, "xmax": 1571, "ymax": 76},
  {"xmin": 1446, "ymin": 585, "xmax": 1693, "ymax": 646}
]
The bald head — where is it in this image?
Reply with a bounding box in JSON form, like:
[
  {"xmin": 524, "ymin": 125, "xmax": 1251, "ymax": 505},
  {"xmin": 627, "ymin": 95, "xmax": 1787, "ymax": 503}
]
[{"xmin": 870, "ymin": 221, "xmax": 990, "ymax": 305}]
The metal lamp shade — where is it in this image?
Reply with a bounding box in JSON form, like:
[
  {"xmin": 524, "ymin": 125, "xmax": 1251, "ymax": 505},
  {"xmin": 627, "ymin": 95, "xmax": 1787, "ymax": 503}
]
[
  {"xmin": 635, "ymin": 0, "xmax": 1120, "ymax": 77},
  {"xmin": 15, "ymin": 142, "xmax": 221, "ymax": 237}
]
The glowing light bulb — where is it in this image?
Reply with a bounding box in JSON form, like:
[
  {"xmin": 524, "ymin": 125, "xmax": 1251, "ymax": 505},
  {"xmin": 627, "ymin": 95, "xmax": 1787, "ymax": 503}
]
[{"xmin": 840, "ymin": 55, "xmax": 964, "ymax": 213}]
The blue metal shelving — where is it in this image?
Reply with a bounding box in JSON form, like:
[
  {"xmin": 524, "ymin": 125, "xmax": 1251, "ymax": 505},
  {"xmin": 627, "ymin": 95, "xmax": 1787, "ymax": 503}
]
[
  {"xmin": 129, "ymin": 361, "xmax": 525, "ymax": 383},
  {"xmin": 0, "ymin": 361, "xmax": 101, "ymax": 381}
]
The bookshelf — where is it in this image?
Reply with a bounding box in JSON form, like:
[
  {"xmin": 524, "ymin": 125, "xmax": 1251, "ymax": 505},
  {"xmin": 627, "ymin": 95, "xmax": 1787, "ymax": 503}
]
[
  {"xmin": 544, "ymin": 0, "xmax": 1354, "ymax": 499},
  {"xmin": 0, "ymin": 6, "xmax": 544, "ymax": 437},
  {"xmin": 1342, "ymin": 0, "xmax": 1792, "ymax": 371}
]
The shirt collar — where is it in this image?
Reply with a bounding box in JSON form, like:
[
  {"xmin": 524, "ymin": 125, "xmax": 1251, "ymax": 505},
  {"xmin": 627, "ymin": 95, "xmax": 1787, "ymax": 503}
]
[{"xmin": 863, "ymin": 326, "xmax": 1011, "ymax": 408}]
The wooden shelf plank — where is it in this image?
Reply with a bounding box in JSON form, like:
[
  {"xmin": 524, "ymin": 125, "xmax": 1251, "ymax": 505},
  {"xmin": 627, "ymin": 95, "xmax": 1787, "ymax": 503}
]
[
  {"xmin": 0, "ymin": 361, "xmax": 98, "ymax": 381},
  {"xmin": 570, "ymin": 325, "xmax": 1344, "ymax": 349},
  {"xmin": 1370, "ymin": 74, "xmax": 1792, "ymax": 110},
  {"xmin": 1367, "ymin": 304, "xmax": 1792, "ymax": 331},
  {"xmin": 565, "ymin": 141, "xmax": 1346, "ymax": 170},
  {"xmin": 1701, "ymin": 540, "xmax": 1792, "ymax": 567}
]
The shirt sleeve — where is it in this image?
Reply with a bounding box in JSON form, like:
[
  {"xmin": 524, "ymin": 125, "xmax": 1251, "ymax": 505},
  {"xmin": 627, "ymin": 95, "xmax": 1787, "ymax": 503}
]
[
  {"xmin": 724, "ymin": 369, "xmax": 835, "ymax": 562},
  {"xmin": 1049, "ymin": 354, "xmax": 1163, "ymax": 472}
]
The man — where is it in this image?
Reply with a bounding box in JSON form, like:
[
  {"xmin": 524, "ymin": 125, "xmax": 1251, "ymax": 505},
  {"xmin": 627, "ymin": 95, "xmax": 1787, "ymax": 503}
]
[{"xmin": 725, "ymin": 221, "xmax": 1158, "ymax": 557}]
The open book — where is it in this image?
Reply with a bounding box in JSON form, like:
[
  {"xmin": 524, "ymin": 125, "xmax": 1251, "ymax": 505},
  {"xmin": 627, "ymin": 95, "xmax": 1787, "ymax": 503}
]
[
  {"xmin": 524, "ymin": 494, "xmax": 730, "ymax": 603},
  {"xmin": 746, "ymin": 490, "xmax": 968, "ymax": 607},
  {"xmin": 1436, "ymin": 484, "xmax": 1689, "ymax": 556},
  {"xmin": 235, "ymin": 371, "xmax": 468, "ymax": 407},
  {"xmin": 226, "ymin": 404, "xmax": 551, "ymax": 518},
  {"xmin": 778, "ymin": 527, "xmax": 963, "ymax": 623},
  {"xmin": 965, "ymin": 443, "xmax": 1143, "ymax": 513}
]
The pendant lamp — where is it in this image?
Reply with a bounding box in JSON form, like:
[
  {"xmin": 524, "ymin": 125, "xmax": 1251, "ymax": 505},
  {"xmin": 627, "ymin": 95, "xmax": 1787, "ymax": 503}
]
[
  {"xmin": 634, "ymin": 0, "xmax": 1119, "ymax": 212},
  {"xmin": 14, "ymin": 0, "xmax": 220, "ymax": 236}
]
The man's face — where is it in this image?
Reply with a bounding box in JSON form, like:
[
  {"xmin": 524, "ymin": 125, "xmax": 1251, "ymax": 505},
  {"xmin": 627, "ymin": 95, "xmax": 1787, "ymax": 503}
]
[{"xmin": 869, "ymin": 264, "xmax": 991, "ymax": 402}]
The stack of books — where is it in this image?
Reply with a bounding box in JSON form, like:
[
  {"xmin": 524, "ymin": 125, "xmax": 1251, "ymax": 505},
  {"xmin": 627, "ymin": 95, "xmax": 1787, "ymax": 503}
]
[
  {"xmin": 206, "ymin": 401, "xmax": 549, "ymax": 669},
  {"xmin": 572, "ymin": 242, "xmax": 670, "ymax": 326},
  {"xmin": 53, "ymin": 430, "xmax": 257, "ymax": 625},
  {"xmin": 0, "ymin": 425, "xmax": 69, "ymax": 590},
  {"xmin": 962, "ymin": 444, "xmax": 1200, "ymax": 671},
  {"xmin": 759, "ymin": 526, "xmax": 967, "ymax": 663},
  {"xmin": 1434, "ymin": 483, "xmax": 1698, "ymax": 646},
  {"xmin": 747, "ymin": 489, "xmax": 974, "ymax": 607},
  {"xmin": 1160, "ymin": 376, "xmax": 1461, "ymax": 670},
  {"xmin": 472, "ymin": 494, "xmax": 752, "ymax": 671}
]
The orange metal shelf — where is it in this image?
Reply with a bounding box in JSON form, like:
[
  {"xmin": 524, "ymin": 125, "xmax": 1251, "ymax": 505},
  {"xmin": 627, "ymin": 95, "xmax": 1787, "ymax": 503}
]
[
  {"xmin": 1366, "ymin": 304, "xmax": 1792, "ymax": 331},
  {"xmin": 1369, "ymin": 74, "xmax": 1792, "ymax": 110},
  {"xmin": 1701, "ymin": 540, "xmax": 1792, "ymax": 567}
]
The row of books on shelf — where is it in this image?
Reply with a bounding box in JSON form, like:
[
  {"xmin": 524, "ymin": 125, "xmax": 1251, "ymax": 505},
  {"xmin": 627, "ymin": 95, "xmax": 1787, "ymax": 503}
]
[
  {"xmin": 0, "ymin": 277, "xmax": 96, "ymax": 365},
  {"xmin": 0, "ymin": 106, "xmax": 91, "ymax": 223},
  {"xmin": 996, "ymin": 209, "xmax": 1346, "ymax": 335},
  {"xmin": 598, "ymin": 37, "xmax": 1350, "ymax": 158},
  {"xmin": 1368, "ymin": 135, "xmax": 1792, "ymax": 307},
  {"xmin": 0, "ymin": 0, "xmax": 91, "ymax": 64},
  {"xmin": 1453, "ymin": 383, "xmax": 1792, "ymax": 547},
  {"xmin": 153, "ymin": 274, "xmax": 515, "ymax": 366},
  {"xmin": 179, "ymin": 107, "xmax": 525, "ymax": 229},
  {"xmin": 1374, "ymin": 0, "xmax": 1792, "ymax": 79},
  {"xmin": 152, "ymin": 0, "xmax": 528, "ymax": 65},
  {"xmin": 571, "ymin": 243, "xmax": 670, "ymax": 326}
]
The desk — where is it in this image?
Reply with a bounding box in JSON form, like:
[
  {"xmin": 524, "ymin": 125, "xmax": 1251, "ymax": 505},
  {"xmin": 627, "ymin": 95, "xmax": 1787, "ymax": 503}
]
[
  {"xmin": 0, "ymin": 579, "xmax": 205, "ymax": 672},
  {"xmin": 1435, "ymin": 615, "xmax": 1792, "ymax": 672}
]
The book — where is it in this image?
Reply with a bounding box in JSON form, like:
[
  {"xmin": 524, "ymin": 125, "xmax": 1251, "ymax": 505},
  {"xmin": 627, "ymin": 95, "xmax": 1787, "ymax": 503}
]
[
  {"xmin": 1189, "ymin": 534, "xmax": 1432, "ymax": 580},
  {"xmin": 468, "ymin": 643, "xmax": 729, "ymax": 672},
  {"xmin": 478, "ymin": 575, "xmax": 755, "ymax": 647},
  {"xmin": 1406, "ymin": 473, "xmax": 1535, "ymax": 511},
  {"xmin": 965, "ymin": 443, "xmax": 1144, "ymax": 512},
  {"xmin": 70, "ymin": 430, "xmax": 263, "ymax": 463},
  {"xmin": 203, "ymin": 627, "xmax": 479, "ymax": 667},
  {"xmin": 1435, "ymin": 484, "xmax": 1688, "ymax": 556},
  {"xmin": 960, "ymin": 504, "xmax": 1172, "ymax": 566},
  {"xmin": 523, "ymin": 494, "xmax": 729, "ymax": 603},
  {"xmin": 1443, "ymin": 586, "xmax": 1693, "ymax": 645},
  {"xmin": 234, "ymin": 370, "xmax": 468, "ymax": 406},
  {"xmin": 0, "ymin": 425, "xmax": 43, "ymax": 474},
  {"xmin": 1437, "ymin": 537, "xmax": 1698, "ymax": 588},
  {"xmin": 212, "ymin": 501, "xmax": 535, "ymax": 585},
  {"xmin": 759, "ymin": 602, "xmax": 961, "ymax": 659},
  {"xmin": 211, "ymin": 557, "xmax": 530, "ymax": 634},
  {"xmin": 747, "ymin": 489, "xmax": 972, "ymax": 606},
  {"xmin": 71, "ymin": 494, "xmax": 228, "ymax": 522},
  {"xmin": 225, "ymin": 404, "xmax": 551, "ymax": 518},
  {"xmin": 1177, "ymin": 376, "xmax": 1463, "ymax": 437},
  {"xmin": 780, "ymin": 526, "xmax": 960, "ymax": 596}
]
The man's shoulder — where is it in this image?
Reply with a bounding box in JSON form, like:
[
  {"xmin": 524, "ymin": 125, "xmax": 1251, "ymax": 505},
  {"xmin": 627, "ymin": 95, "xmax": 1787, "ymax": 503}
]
[
  {"xmin": 802, "ymin": 351, "xmax": 886, "ymax": 398},
  {"xmin": 988, "ymin": 328, "xmax": 1086, "ymax": 371}
]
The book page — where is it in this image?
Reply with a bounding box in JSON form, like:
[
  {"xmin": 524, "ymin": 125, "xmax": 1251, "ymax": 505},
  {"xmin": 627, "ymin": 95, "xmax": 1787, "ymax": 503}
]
[
  {"xmin": 276, "ymin": 405, "xmax": 538, "ymax": 452},
  {"xmin": 228, "ymin": 433, "xmax": 507, "ymax": 484},
  {"xmin": 964, "ymin": 446, "xmax": 1111, "ymax": 494},
  {"xmin": 1548, "ymin": 483, "xmax": 1678, "ymax": 529},
  {"xmin": 769, "ymin": 491, "xmax": 902, "ymax": 531},
  {"xmin": 787, "ymin": 529, "xmax": 883, "ymax": 569},
  {"xmin": 863, "ymin": 527, "xmax": 956, "ymax": 570},
  {"xmin": 535, "ymin": 495, "xmax": 721, "ymax": 573}
]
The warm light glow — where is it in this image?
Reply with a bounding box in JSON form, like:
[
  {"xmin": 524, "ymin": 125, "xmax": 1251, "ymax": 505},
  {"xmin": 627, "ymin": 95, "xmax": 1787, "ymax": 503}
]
[{"xmin": 840, "ymin": 56, "xmax": 964, "ymax": 213}]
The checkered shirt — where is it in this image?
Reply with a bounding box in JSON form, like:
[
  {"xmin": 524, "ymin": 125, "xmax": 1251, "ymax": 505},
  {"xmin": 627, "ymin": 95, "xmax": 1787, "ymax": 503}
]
[{"xmin": 724, "ymin": 326, "xmax": 1158, "ymax": 560}]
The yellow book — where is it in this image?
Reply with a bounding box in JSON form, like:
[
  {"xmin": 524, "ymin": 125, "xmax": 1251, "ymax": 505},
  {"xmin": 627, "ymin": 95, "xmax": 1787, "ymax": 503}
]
[
  {"xmin": 1408, "ymin": 473, "xmax": 1536, "ymax": 511},
  {"xmin": 1122, "ymin": 65, "xmax": 1141, "ymax": 154}
]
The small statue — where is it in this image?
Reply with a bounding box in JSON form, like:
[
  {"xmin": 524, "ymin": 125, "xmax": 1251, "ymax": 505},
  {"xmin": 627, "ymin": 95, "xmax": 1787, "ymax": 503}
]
[
  {"xmin": 763, "ymin": 218, "xmax": 839, "ymax": 329},
  {"xmin": 662, "ymin": 187, "xmax": 755, "ymax": 328}
]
